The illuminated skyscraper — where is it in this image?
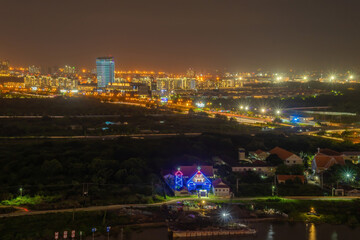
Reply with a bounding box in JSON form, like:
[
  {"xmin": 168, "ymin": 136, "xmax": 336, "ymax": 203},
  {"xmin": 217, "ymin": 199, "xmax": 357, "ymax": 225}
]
[
  {"xmin": 96, "ymin": 57, "xmax": 115, "ymax": 88},
  {"xmin": 0, "ymin": 60, "xmax": 9, "ymax": 74}
]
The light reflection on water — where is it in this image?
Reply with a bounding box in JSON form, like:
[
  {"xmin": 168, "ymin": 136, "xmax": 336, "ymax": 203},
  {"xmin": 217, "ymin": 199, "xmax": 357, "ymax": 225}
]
[
  {"xmin": 331, "ymin": 231, "xmax": 338, "ymax": 240},
  {"xmin": 308, "ymin": 223, "xmax": 316, "ymax": 240},
  {"xmin": 127, "ymin": 222, "xmax": 360, "ymax": 240},
  {"xmin": 266, "ymin": 224, "xmax": 274, "ymax": 240}
]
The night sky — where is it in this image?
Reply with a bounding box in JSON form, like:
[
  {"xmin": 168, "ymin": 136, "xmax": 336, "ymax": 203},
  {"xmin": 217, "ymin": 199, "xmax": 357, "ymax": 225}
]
[{"xmin": 1, "ymin": 0, "xmax": 360, "ymax": 72}]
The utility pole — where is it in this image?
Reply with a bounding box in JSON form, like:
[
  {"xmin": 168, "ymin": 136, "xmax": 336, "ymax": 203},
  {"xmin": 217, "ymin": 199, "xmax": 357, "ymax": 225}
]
[
  {"xmin": 92, "ymin": 228, "xmax": 96, "ymax": 240},
  {"xmin": 272, "ymin": 175, "xmax": 277, "ymax": 196},
  {"xmin": 236, "ymin": 178, "xmax": 240, "ymax": 194},
  {"xmin": 106, "ymin": 226, "xmax": 111, "ymax": 240},
  {"xmin": 120, "ymin": 227, "xmax": 124, "ymax": 240},
  {"xmin": 321, "ymin": 172, "xmax": 324, "ymax": 189},
  {"xmin": 72, "ymin": 208, "xmax": 75, "ymax": 221}
]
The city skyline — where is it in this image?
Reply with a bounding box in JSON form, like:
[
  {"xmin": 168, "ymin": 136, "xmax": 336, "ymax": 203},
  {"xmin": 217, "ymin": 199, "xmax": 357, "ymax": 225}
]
[{"xmin": 1, "ymin": 0, "xmax": 360, "ymax": 72}]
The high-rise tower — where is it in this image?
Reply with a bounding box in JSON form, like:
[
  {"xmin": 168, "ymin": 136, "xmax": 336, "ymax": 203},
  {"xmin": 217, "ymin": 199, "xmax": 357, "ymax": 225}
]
[{"xmin": 96, "ymin": 57, "xmax": 115, "ymax": 88}]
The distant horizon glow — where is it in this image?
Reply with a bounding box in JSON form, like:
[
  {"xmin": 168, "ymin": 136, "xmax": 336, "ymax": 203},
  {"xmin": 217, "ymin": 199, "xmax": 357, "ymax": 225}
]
[{"xmin": 0, "ymin": 0, "xmax": 360, "ymax": 72}]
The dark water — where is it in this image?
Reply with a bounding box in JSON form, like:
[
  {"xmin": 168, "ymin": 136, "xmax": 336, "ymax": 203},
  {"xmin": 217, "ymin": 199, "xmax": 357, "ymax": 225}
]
[{"xmin": 129, "ymin": 222, "xmax": 360, "ymax": 240}]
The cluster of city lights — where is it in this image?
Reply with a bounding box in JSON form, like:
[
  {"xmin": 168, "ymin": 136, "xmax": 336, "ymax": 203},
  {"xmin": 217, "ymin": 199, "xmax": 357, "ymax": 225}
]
[{"xmin": 239, "ymin": 105, "xmax": 282, "ymax": 115}]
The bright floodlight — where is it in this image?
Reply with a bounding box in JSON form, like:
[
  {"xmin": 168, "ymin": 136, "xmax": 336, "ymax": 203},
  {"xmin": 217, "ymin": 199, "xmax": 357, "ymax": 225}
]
[
  {"xmin": 346, "ymin": 173, "xmax": 351, "ymax": 178},
  {"xmin": 240, "ymin": 105, "xmax": 244, "ymax": 109},
  {"xmin": 245, "ymin": 106, "xmax": 249, "ymax": 110},
  {"xmin": 276, "ymin": 110, "xmax": 281, "ymax": 115},
  {"xmin": 261, "ymin": 108, "xmax": 266, "ymax": 113},
  {"xmin": 304, "ymin": 76, "xmax": 308, "ymax": 80},
  {"xmin": 330, "ymin": 75, "xmax": 335, "ymax": 81},
  {"xmin": 222, "ymin": 212, "xmax": 230, "ymax": 218},
  {"xmin": 350, "ymin": 75, "xmax": 354, "ymax": 79},
  {"xmin": 196, "ymin": 102, "xmax": 205, "ymax": 108}
]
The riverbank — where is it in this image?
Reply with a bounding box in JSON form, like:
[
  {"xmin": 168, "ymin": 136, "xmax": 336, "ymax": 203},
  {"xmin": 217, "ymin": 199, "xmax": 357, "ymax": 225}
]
[
  {"xmin": 1, "ymin": 197, "xmax": 360, "ymax": 239},
  {"xmin": 250, "ymin": 197, "xmax": 360, "ymax": 226}
]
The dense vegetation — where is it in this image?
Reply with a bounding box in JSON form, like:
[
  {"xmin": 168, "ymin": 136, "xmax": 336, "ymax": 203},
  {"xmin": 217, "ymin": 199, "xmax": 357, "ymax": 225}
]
[
  {"xmin": 0, "ymin": 96, "xmax": 260, "ymax": 136},
  {"xmin": 0, "ymin": 131, "xmax": 359, "ymax": 207}
]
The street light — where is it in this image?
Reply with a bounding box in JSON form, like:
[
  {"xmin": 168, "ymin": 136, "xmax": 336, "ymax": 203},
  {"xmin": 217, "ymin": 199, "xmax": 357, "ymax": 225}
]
[
  {"xmin": 19, "ymin": 187, "xmax": 23, "ymax": 197},
  {"xmin": 261, "ymin": 108, "xmax": 266, "ymax": 113},
  {"xmin": 276, "ymin": 109, "xmax": 281, "ymax": 115},
  {"xmin": 245, "ymin": 106, "xmax": 249, "ymax": 110},
  {"xmin": 343, "ymin": 170, "xmax": 355, "ymax": 182},
  {"xmin": 272, "ymin": 185, "xmax": 276, "ymax": 196},
  {"xmin": 221, "ymin": 211, "xmax": 231, "ymax": 221},
  {"xmin": 330, "ymin": 75, "xmax": 335, "ymax": 81},
  {"xmin": 219, "ymin": 210, "xmax": 231, "ymax": 221}
]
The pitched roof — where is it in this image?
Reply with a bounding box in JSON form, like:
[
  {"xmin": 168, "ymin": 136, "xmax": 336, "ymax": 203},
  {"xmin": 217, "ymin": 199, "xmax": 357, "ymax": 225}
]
[
  {"xmin": 177, "ymin": 165, "xmax": 214, "ymax": 178},
  {"xmin": 255, "ymin": 149, "xmax": 265, "ymax": 155},
  {"xmin": 314, "ymin": 155, "xmax": 345, "ymax": 170},
  {"xmin": 212, "ymin": 179, "xmax": 230, "ymax": 188},
  {"xmin": 319, "ymin": 148, "xmax": 342, "ymax": 156},
  {"xmin": 277, "ymin": 175, "xmax": 305, "ymax": 183},
  {"xmin": 269, "ymin": 147, "xmax": 295, "ymax": 160}
]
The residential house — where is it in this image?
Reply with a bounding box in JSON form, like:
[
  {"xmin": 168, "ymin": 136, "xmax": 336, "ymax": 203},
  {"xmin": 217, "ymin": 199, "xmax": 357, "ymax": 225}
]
[
  {"xmin": 212, "ymin": 178, "xmax": 230, "ymax": 197},
  {"xmin": 312, "ymin": 148, "xmax": 345, "ymax": 173},
  {"xmin": 231, "ymin": 160, "xmax": 276, "ymax": 176},
  {"xmin": 269, "ymin": 147, "xmax": 303, "ymax": 165}
]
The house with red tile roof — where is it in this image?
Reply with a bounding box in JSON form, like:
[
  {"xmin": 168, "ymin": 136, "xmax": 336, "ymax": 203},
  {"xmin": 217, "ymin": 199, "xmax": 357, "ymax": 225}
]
[
  {"xmin": 318, "ymin": 148, "xmax": 342, "ymax": 156},
  {"xmin": 269, "ymin": 147, "xmax": 303, "ymax": 165},
  {"xmin": 312, "ymin": 149, "xmax": 345, "ymax": 173}
]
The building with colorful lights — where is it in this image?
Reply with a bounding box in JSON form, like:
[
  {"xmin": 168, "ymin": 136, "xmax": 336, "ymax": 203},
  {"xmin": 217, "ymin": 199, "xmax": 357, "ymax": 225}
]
[{"xmin": 163, "ymin": 165, "xmax": 215, "ymax": 197}]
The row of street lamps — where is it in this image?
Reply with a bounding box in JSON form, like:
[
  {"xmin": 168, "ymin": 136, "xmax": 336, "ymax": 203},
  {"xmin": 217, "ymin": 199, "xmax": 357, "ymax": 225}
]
[{"xmin": 239, "ymin": 105, "xmax": 282, "ymax": 115}]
